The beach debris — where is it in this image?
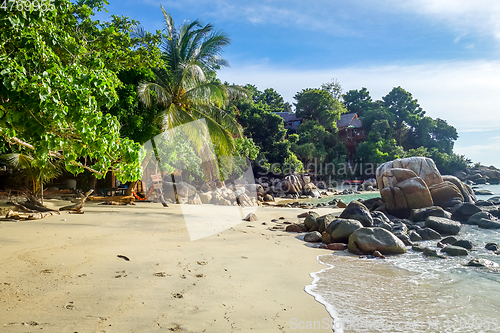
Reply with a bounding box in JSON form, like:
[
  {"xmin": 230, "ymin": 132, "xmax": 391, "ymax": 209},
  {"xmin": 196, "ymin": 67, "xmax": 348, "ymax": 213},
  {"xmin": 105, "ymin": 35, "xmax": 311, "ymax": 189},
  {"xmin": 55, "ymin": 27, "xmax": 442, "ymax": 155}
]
[
  {"xmin": 59, "ymin": 189, "xmax": 93, "ymax": 214},
  {"xmin": 153, "ymin": 272, "xmax": 169, "ymax": 277},
  {"xmin": 88, "ymin": 194, "xmax": 135, "ymax": 204},
  {"xmin": 5, "ymin": 193, "xmax": 60, "ymax": 220},
  {"xmin": 99, "ymin": 201, "xmax": 133, "ymax": 206},
  {"xmin": 64, "ymin": 301, "xmax": 74, "ymax": 310},
  {"xmin": 197, "ymin": 261, "xmax": 207, "ymax": 265},
  {"xmin": 117, "ymin": 255, "xmax": 130, "ymax": 261},
  {"xmin": 172, "ymin": 292, "xmax": 184, "ymax": 299},
  {"xmin": 243, "ymin": 213, "xmax": 258, "ymax": 221}
]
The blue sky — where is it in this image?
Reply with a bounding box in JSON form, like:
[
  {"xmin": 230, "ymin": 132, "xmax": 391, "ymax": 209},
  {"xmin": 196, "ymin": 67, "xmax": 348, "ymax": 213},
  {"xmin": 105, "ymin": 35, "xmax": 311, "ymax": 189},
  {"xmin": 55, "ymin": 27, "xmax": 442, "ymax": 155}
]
[{"xmin": 95, "ymin": 0, "xmax": 500, "ymax": 167}]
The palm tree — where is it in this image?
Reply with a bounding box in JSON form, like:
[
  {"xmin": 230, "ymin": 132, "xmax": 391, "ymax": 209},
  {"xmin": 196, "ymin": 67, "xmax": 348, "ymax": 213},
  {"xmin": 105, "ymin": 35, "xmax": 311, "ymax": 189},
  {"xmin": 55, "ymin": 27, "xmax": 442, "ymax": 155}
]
[
  {"xmin": 136, "ymin": 5, "xmax": 247, "ymax": 158},
  {"xmin": 1, "ymin": 153, "xmax": 62, "ymax": 203}
]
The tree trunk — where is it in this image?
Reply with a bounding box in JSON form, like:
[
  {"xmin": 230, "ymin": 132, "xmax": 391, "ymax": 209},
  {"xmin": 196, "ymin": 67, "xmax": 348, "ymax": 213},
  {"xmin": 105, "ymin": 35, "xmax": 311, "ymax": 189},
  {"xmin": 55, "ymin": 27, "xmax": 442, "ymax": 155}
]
[
  {"xmin": 126, "ymin": 181, "xmax": 137, "ymax": 196},
  {"xmin": 171, "ymin": 173, "xmax": 180, "ymax": 204}
]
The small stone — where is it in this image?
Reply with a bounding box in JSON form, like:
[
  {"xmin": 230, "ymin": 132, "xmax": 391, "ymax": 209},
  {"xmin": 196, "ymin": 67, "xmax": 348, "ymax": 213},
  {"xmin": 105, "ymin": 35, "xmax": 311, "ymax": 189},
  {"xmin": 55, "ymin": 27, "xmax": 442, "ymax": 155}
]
[
  {"xmin": 485, "ymin": 243, "xmax": 500, "ymax": 251},
  {"xmin": 244, "ymin": 213, "xmax": 258, "ymax": 221},
  {"xmin": 440, "ymin": 236, "xmax": 458, "ymax": 245},
  {"xmin": 327, "ymin": 243, "xmax": 348, "ymax": 251},
  {"xmin": 423, "ymin": 247, "xmax": 447, "ymax": 259},
  {"xmin": 304, "ymin": 231, "xmax": 322, "ymax": 243},
  {"xmin": 441, "ymin": 245, "xmax": 468, "ymax": 256},
  {"xmin": 452, "ymin": 239, "xmax": 473, "ymax": 250},
  {"xmin": 372, "ymin": 251, "xmax": 386, "ymax": 259}
]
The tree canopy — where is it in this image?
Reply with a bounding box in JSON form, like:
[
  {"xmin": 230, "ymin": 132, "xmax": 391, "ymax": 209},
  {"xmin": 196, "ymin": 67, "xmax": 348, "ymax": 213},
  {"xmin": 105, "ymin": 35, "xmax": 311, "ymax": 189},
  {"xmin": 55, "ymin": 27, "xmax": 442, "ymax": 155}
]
[{"xmin": 0, "ymin": 0, "xmax": 162, "ymax": 181}]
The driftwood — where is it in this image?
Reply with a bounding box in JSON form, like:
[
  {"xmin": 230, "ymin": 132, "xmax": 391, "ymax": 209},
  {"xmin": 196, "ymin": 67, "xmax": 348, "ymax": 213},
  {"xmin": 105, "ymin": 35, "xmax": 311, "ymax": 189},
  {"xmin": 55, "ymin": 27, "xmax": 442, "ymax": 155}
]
[
  {"xmin": 88, "ymin": 195, "xmax": 135, "ymax": 203},
  {"xmin": 5, "ymin": 209, "xmax": 59, "ymax": 220},
  {"xmin": 4, "ymin": 193, "xmax": 60, "ymax": 220},
  {"xmin": 59, "ymin": 189, "xmax": 94, "ymax": 214},
  {"xmin": 99, "ymin": 201, "xmax": 135, "ymax": 206}
]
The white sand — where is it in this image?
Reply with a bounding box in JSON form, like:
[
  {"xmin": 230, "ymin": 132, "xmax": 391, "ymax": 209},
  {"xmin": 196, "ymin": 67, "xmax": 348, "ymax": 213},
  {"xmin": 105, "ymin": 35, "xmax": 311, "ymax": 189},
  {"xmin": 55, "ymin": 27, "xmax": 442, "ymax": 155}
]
[{"xmin": 0, "ymin": 200, "xmax": 342, "ymax": 332}]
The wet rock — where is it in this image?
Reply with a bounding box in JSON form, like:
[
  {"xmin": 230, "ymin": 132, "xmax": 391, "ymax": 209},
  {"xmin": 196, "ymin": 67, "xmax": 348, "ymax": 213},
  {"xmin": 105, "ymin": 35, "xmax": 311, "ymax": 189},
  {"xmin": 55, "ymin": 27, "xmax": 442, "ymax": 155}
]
[
  {"xmin": 304, "ymin": 231, "xmax": 322, "ymax": 243},
  {"xmin": 371, "ymin": 211, "xmax": 393, "ymax": 231},
  {"xmin": 408, "ymin": 230, "xmax": 423, "ymax": 242},
  {"xmin": 467, "ymin": 211, "xmax": 495, "ymax": 225},
  {"xmin": 488, "ymin": 196, "xmax": 500, "ymax": 205},
  {"xmin": 442, "ymin": 175, "xmax": 476, "ymax": 203},
  {"xmin": 327, "ymin": 243, "xmax": 348, "ymax": 251},
  {"xmin": 425, "ymin": 216, "xmax": 461, "ymax": 235},
  {"xmin": 423, "ymin": 247, "xmax": 447, "ymax": 259},
  {"xmin": 440, "ymin": 236, "xmax": 458, "ymax": 245},
  {"xmin": 474, "ymin": 189, "xmax": 495, "ymax": 196},
  {"xmin": 477, "ymin": 219, "xmax": 500, "ymax": 229},
  {"xmin": 395, "ymin": 233, "xmax": 413, "ymax": 246},
  {"xmin": 348, "ymin": 227, "xmax": 407, "ymax": 255},
  {"xmin": 328, "ymin": 219, "xmax": 364, "ymax": 243},
  {"xmin": 485, "ymin": 243, "xmax": 500, "ymax": 252},
  {"xmin": 412, "ymin": 244, "xmax": 425, "ymax": 252},
  {"xmin": 410, "ymin": 206, "xmax": 450, "ymax": 222},
  {"xmin": 452, "ymin": 239, "xmax": 473, "ymax": 250},
  {"xmin": 466, "ymin": 258, "xmax": 499, "ymax": 268},
  {"xmin": 372, "ymin": 251, "xmax": 386, "ymax": 259},
  {"xmin": 322, "ymin": 232, "xmax": 332, "ymax": 244},
  {"xmin": 441, "ymin": 245, "xmax": 468, "ymax": 256},
  {"xmin": 451, "ymin": 203, "xmax": 482, "ymax": 222},
  {"xmin": 339, "ymin": 201, "xmax": 373, "ymax": 227},
  {"xmin": 475, "ymin": 200, "xmax": 495, "ymax": 207},
  {"xmin": 416, "ymin": 228, "xmax": 442, "ymax": 240}
]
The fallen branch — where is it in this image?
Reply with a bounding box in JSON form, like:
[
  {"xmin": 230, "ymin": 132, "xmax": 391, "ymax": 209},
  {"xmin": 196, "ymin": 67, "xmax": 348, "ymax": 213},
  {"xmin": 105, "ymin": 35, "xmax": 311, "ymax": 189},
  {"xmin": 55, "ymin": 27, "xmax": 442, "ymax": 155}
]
[{"xmin": 59, "ymin": 189, "xmax": 94, "ymax": 214}]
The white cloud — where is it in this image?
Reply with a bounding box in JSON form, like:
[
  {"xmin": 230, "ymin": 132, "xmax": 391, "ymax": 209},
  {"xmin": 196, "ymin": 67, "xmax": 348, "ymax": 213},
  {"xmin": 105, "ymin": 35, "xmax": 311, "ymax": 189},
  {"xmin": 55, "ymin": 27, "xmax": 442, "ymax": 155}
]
[{"xmin": 388, "ymin": 0, "xmax": 500, "ymax": 41}]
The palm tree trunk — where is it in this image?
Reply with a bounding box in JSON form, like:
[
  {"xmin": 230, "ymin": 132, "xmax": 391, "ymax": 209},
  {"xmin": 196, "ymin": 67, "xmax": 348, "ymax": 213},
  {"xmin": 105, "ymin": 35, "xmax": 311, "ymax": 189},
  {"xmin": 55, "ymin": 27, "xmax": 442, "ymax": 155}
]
[{"xmin": 171, "ymin": 173, "xmax": 180, "ymax": 204}]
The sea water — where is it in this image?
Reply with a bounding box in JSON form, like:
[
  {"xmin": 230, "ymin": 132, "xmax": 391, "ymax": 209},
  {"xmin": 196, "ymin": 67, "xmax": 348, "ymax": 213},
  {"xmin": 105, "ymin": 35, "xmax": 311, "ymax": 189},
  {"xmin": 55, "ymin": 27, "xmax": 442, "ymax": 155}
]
[{"xmin": 306, "ymin": 184, "xmax": 500, "ymax": 333}]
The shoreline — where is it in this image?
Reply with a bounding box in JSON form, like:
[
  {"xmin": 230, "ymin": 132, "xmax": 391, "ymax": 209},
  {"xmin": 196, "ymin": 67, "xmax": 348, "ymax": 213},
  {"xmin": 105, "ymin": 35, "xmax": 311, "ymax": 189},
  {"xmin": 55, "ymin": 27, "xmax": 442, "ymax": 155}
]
[{"xmin": 0, "ymin": 200, "xmax": 339, "ymax": 332}]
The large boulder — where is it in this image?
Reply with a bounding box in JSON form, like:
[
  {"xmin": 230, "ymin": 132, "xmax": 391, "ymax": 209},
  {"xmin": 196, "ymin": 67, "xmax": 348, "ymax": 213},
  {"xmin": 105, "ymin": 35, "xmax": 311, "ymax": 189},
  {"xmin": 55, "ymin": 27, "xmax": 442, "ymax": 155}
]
[
  {"xmin": 429, "ymin": 181, "xmax": 464, "ymax": 207},
  {"xmin": 425, "ymin": 216, "xmax": 461, "ymax": 235},
  {"xmin": 380, "ymin": 177, "xmax": 433, "ymax": 213},
  {"xmin": 467, "ymin": 211, "xmax": 495, "ymax": 225},
  {"xmin": 339, "ymin": 201, "xmax": 373, "ymax": 227},
  {"xmin": 304, "ymin": 212, "xmax": 320, "ymax": 231},
  {"xmin": 347, "ymin": 227, "xmax": 407, "ymax": 255},
  {"xmin": 327, "ymin": 219, "xmax": 364, "ymax": 243},
  {"xmin": 316, "ymin": 213, "xmax": 336, "ymax": 233},
  {"xmin": 416, "ymin": 228, "xmax": 442, "ymax": 240},
  {"xmin": 442, "ymin": 175, "xmax": 476, "ymax": 203},
  {"xmin": 284, "ymin": 175, "xmax": 302, "ymax": 194},
  {"xmin": 376, "ymin": 157, "xmax": 443, "ymax": 189}
]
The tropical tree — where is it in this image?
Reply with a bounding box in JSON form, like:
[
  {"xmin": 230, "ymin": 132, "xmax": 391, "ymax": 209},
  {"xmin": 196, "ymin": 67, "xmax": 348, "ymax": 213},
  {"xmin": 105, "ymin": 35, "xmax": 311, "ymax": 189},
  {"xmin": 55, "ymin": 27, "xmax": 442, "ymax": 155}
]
[
  {"xmin": 136, "ymin": 6, "xmax": 245, "ymax": 159},
  {"xmin": 0, "ymin": 0, "xmax": 162, "ymax": 182}
]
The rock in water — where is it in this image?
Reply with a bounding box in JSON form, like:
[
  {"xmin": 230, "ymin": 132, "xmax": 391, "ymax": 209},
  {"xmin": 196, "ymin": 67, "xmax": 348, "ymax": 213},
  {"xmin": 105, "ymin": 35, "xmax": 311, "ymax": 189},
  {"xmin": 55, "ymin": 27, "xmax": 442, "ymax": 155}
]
[
  {"xmin": 425, "ymin": 216, "xmax": 461, "ymax": 235},
  {"xmin": 452, "ymin": 239, "xmax": 473, "ymax": 250},
  {"xmin": 348, "ymin": 227, "xmax": 407, "ymax": 255},
  {"xmin": 244, "ymin": 213, "xmax": 258, "ymax": 221},
  {"xmin": 467, "ymin": 211, "xmax": 494, "ymax": 225},
  {"xmin": 339, "ymin": 201, "xmax": 373, "ymax": 227},
  {"xmin": 485, "ymin": 243, "xmax": 500, "ymax": 251},
  {"xmin": 422, "ymin": 247, "xmax": 447, "ymax": 259},
  {"xmin": 440, "ymin": 236, "xmax": 458, "ymax": 245},
  {"xmin": 416, "ymin": 228, "xmax": 442, "ymax": 240},
  {"xmin": 441, "ymin": 245, "xmax": 468, "ymax": 256},
  {"xmin": 410, "ymin": 206, "xmax": 450, "ymax": 222},
  {"xmin": 466, "ymin": 258, "xmax": 499, "ymax": 268},
  {"xmin": 304, "ymin": 231, "xmax": 322, "ymax": 243},
  {"xmin": 451, "ymin": 203, "xmax": 482, "ymax": 222}
]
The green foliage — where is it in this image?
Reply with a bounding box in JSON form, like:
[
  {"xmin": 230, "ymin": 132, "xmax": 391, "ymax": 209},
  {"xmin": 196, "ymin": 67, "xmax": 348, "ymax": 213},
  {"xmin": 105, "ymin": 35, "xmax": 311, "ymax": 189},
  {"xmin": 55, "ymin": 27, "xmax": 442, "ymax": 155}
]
[
  {"xmin": 1, "ymin": 152, "xmax": 63, "ymax": 195},
  {"xmin": 294, "ymin": 89, "xmax": 345, "ymax": 129},
  {"xmin": 343, "ymin": 87, "xmax": 372, "ymax": 116},
  {"xmin": 406, "ymin": 146, "xmax": 472, "ymax": 175},
  {"xmin": 0, "ymin": 0, "xmax": 163, "ymax": 181}
]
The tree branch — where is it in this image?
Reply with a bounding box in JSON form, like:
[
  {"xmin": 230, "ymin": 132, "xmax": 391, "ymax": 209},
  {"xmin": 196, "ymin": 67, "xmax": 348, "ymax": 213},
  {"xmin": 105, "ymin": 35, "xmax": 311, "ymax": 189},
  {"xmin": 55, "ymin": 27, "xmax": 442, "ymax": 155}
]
[{"xmin": 0, "ymin": 128, "xmax": 104, "ymax": 176}]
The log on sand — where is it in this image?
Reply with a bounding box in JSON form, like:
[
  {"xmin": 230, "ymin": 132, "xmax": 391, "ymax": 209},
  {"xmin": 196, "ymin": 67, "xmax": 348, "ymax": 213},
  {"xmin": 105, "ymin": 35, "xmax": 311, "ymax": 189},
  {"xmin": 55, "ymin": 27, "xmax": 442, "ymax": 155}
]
[{"xmin": 88, "ymin": 196, "xmax": 135, "ymax": 203}]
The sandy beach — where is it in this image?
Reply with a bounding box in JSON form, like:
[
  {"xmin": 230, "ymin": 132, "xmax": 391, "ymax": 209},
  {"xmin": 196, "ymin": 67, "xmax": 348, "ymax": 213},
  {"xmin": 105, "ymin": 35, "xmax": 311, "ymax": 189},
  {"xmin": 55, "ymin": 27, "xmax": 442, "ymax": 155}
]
[{"xmin": 0, "ymin": 200, "xmax": 342, "ymax": 332}]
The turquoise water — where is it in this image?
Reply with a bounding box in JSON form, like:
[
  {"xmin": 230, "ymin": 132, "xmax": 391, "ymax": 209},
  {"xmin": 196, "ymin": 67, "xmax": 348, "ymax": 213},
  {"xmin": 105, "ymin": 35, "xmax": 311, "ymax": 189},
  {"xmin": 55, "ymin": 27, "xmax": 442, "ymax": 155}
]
[{"xmin": 307, "ymin": 184, "xmax": 500, "ymax": 333}]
